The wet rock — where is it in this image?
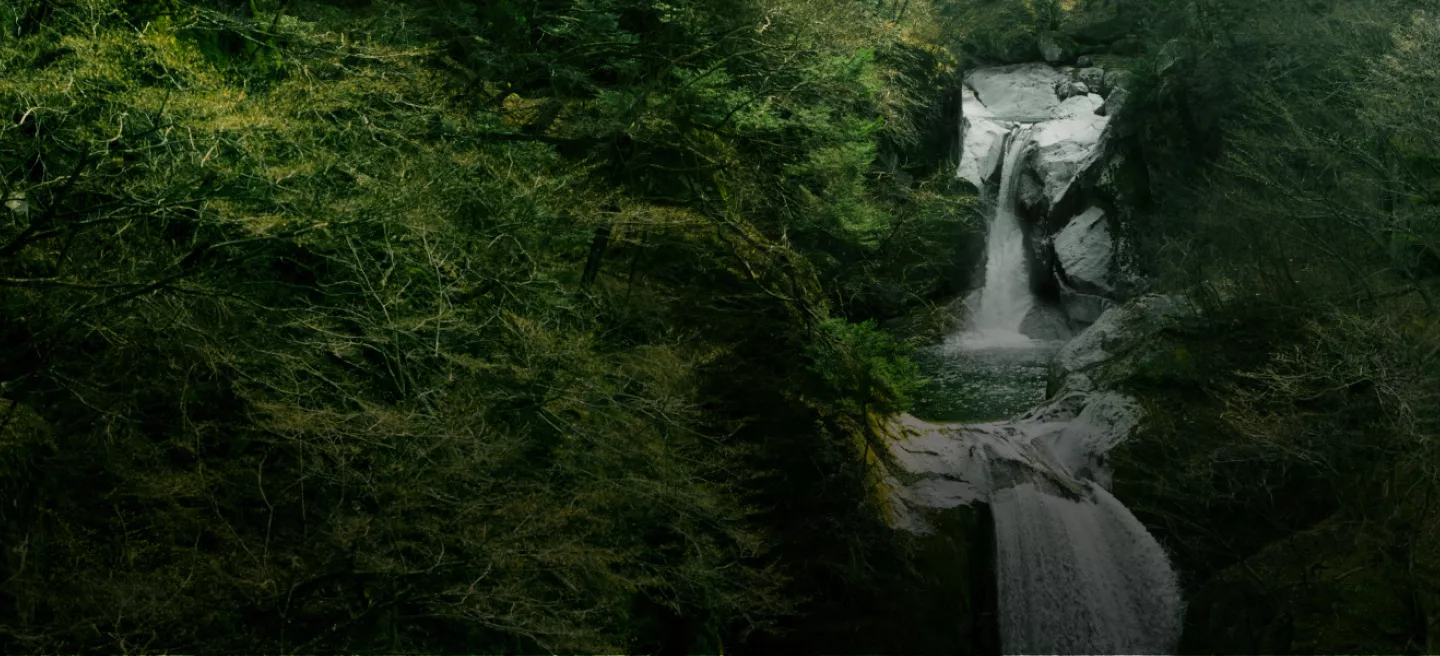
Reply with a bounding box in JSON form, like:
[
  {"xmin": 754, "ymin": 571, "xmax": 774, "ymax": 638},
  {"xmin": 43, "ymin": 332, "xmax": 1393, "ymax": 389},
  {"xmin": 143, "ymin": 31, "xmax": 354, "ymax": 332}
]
[
  {"xmin": 1031, "ymin": 96, "xmax": 1110, "ymax": 209},
  {"xmin": 1055, "ymin": 207, "xmax": 1115, "ymax": 294},
  {"xmin": 965, "ymin": 63, "xmax": 1068, "ymax": 121},
  {"xmin": 1055, "ymin": 79, "xmax": 1090, "ymax": 100},
  {"xmin": 1076, "ymin": 67, "xmax": 1107, "ymax": 94},
  {"xmin": 959, "ymin": 114, "xmax": 1012, "ymax": 189},
  {"xmin": 1103, "ymin": 69, "xmax": 1134, "ymax": 95},
  {"xmin": 1061, "ymin": 290, "xmax": 1112, "ymax": 326},
  {"xmin": 1097, "ymin": 86, "xmax": 1129, "ymax": 118},
  {"xmin": 1018, "ymin": 169, "xmax": 1046, "ymax": 215},
  {"xmin": 1053, "ymin": 294, "xmax": 1201, "ymax": 384},
  {"xmin": 1019, "ymin": 304, "xmax": 1072, "ymax": 342}
]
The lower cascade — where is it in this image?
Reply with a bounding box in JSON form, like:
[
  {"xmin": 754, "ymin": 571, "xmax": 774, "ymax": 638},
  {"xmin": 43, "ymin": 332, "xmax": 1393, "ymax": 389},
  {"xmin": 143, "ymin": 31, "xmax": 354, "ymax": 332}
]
[
  {"xmin": 890, "ymin": 63, "xmax": 1183, "ymax": 654},
  {"xmin": 993, "ymin": 482, "xmax": 1182, "ymax": 654}
]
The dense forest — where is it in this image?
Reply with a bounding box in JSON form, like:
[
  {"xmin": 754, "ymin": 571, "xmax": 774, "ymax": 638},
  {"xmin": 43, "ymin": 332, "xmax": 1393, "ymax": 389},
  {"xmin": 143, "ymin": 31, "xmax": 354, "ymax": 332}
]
[
  {"xmin": 0, "ymin": 0, "xmax": 971, "ymax": 652},
  {"xmin": 2, "ymin": 0, "xmax": 1440, "ymax": 653}
]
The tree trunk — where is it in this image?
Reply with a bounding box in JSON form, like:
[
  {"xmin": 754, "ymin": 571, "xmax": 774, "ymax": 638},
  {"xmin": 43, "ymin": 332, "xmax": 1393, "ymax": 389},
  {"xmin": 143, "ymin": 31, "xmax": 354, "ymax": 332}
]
[{"xmin": 581, "ymin": 224, "xmax": 613, "ymax": 286}]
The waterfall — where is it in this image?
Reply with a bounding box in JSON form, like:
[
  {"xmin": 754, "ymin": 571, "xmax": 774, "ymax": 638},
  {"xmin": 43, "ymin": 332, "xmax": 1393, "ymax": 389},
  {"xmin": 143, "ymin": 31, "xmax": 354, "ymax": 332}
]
[
  {"xmin": 898, "ymin": 64, "xmax": 1184, "ymax": 656},
  {"xmin": 893, "ymin": 418, "xmax": 1185, "ymax": 656},
  {"xmin": 992, "ymin": 480, "xmax": 1183, "ymax": 654},
  {"xmin": 960, "ymin": 128, "xmax": 1039, "ymax": 349}
]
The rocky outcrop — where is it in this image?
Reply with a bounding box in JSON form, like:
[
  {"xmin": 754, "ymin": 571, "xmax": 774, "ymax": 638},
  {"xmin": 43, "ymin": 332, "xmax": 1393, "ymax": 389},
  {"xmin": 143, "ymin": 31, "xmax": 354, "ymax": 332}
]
[
  {"xmin": 1050, "ymin": 294, "xmax": 1199, "ymax": 389},
  {"xmin": 1030, "ymin": 94, "xmax": 1109, "ymax": 212},
  {"xmin": 958, "ymin": 93, "xmax": 1012, "ymax": 189},
  {"xmin": 1054, "ymin": 207, "xmax": 1114, "ymax": 294},
  {"xmin": 965, "ymin": 63, "xmax": 1069, "ymax": 121},
  {"xmin": 1076, "ymin": 67, "xmax": 1107, "ymax": 94}
]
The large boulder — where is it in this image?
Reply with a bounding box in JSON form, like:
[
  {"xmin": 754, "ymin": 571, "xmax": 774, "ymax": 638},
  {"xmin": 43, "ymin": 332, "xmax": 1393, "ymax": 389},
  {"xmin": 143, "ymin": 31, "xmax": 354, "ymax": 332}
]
[
  {"xmin": 965, "ymin": 63, "xmax": 1068, "ymax": 121},
  {"xmin": 1038, "ymin": 31, "xmax": 1076, "ymax": 64},
  {"xmin": 1018, "ymin": 169, "xmax": 1046, "ymax": 215},
  {"xmin": 958, "ymin": 86, "xmax": 1015, "ymax": 189},
  {"xmin": 960, "ymin": 114, "xmax": 1012, "ymax": 189},
  {"xmin": 1060, "ymin": 290, "xmax": 1112, "ymax": 327},
  {"xmin": 1103, "ymin": 69, "xmax": 1134, "ymax": 96},
  {"xmin": 1030, "ymin": 95, "xmax": 1110, "ymax": 209},
  {"xmin": 1018, "ymin": 304, "xmax": 1072, "ymax": 342},
  {"xmin": 1075, "ymin": 67, "xmax": 1107, "ymax": 94},
  {"xmin": 1052, "ymin": 294, "xmax": 1200, "ymax": 388},
  {"xmin": 1054, "ymin": 78, "xmax": 1090, "ymax": 100},
  {"xmin": 1054, "ymin": 207, "xmax": 1115, "ymax": 294},
  {"xmin": 1096, "ymin": 86, "xmax": 1129, "ymax": 118}
]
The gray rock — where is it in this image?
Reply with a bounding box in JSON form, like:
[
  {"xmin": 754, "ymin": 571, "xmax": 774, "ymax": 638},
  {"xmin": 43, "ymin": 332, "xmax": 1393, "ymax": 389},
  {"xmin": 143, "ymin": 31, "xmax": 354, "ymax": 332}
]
[
  {"xmin": 1096, "ymin": 87, "xmax": 1129, "ymax": 118},
  {"xmin": 1061, "ymin": 291, "xmax": 1112, "ymax": 325},
  {"xmin": 1054, "ymin": 79, "xmax": 1090, "ymax": 100},
  {"xmin": 959, "ymin": 113, "xmax": 1012, "ymax": 189},
  {"xmin": 1039, "ymin": 32, "xmax": 1070, "ymax": 64},
  {"xmin": 1030, "ymin": 95, "xmax": 1111, "ymax": 210},
  {"xmin": 1076, "ymin": 67, "xmax": 1107, "ymax": 94},
  {"xmin": 1018, "ymin": 169, "xmax": 1046, "ymax": 215},
  {"xmin": 1103, "ymin": 70, "xmax": 1133, "ymax": 94},
  {"xmin": 965, "ymin": 63, "xmax": 1067, "ymax": 121},
  {"xmin": 1054, "ymin": 207, "xmax": 1115, "ymax": 294},
  {"xmin": 1019, "ymin": 303, "xmax": 1073, "ymax": 342},
  {"xmin": 1054, "ymin": 294, "xmax": 1201, "ymax": 383}
]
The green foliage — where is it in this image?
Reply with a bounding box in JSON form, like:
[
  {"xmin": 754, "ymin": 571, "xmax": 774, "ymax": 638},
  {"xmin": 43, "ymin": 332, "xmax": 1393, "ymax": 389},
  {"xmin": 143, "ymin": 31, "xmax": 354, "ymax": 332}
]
[
  {"xmin": 1119, "ymin": 0, "xmax": 1440, "ymax": 304},
  {"xmin": 809, "ymin": 318, "xmax": 922, "ymax": 416},
  {"xmin": 1111, "ymin": 304, "xmax": 1440, "ymax": 653},
  {"xmin": 0, "ymin": 0, "xmax": 970, "ymax": 651}
]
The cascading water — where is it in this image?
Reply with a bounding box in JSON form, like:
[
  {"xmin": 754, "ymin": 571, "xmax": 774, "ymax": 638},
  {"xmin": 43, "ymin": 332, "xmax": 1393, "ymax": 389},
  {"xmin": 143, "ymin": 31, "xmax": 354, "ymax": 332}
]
[
  {"xmin": 892, "ymin": 416, "xmax": 1185, "ymax": 655},
  {"xmin": 968, "ymin": 128, "xmax": 1038, "ymax": 347},
  {"xmin": 898, "ymin": 63, "xmax": 1184, "ymax": 656},
  {"xmin": 993, "ymin": 480, "xmax": 1183, "ymax": 654}
]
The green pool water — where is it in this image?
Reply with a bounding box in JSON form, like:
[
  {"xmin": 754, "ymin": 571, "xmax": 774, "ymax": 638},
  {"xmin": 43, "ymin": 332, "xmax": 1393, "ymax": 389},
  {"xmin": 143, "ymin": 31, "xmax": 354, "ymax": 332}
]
[{"xmin": 909, "ymin": 340, "xmax": 1061, "ymax": 423}]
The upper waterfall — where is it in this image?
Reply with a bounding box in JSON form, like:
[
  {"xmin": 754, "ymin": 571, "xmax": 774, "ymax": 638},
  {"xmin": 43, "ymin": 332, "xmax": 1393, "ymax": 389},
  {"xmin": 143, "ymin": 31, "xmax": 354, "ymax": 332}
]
[
  {"xmin": 954, "ymin": 63, "xmax": 1111, "ymax": 348},
  {"xmin": 967, "ymin": 128, "xmax": 1037, "ymax": 346}
]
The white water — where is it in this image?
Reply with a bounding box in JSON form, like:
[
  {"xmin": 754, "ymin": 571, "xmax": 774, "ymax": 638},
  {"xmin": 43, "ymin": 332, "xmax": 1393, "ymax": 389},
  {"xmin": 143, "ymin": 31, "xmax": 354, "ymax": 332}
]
[
  {"xmin": 891, "ymin": 416, "xmax": 1184, "ymax": 655},
  {"xmin": 993, "ymin": 481, "xmax": 1183, "ymax": 654},
  {"xmin": 961, "ymin": 128, "xmax": 1040, "ymax": 350}
]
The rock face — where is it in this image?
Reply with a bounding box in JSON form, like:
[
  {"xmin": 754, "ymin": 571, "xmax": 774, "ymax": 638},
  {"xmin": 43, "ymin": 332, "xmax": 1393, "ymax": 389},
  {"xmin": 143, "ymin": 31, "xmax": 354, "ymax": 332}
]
[
  {"xmin": 1030, "ymin": 95, "xmax": 1109, "ymax": 211},
  {"xmin": 1060, "ymin": 291, "xmax": 1111, "ymax": 325},
  {"xmin": 955, "ymin": 60, "xmax": 1143, "ymax": 331},
  {"xmin": 965, "ymin": 63, "xmax": 1068, "ymax": 120},
  {"xmin": 1076, "ymin": 67, "xmax": 1107, "ymax": 94},
  {"xmin": 959, "ymin": 112, "xmax": 1012, "ymax": 189},
  {"xmin": 1018, "ymin": 304, "xmax": 1072, "ymax": 342},
  {"xmin": 1051, "ymin": 294, "xmax": 1200, "ymax": 391},
  {"xmin": 1054, "ymin": 207, "xmax": 1114, "ymax": 294}
]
